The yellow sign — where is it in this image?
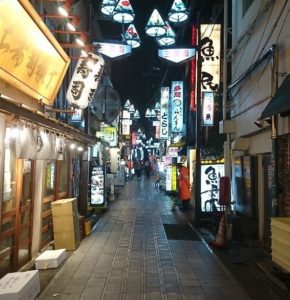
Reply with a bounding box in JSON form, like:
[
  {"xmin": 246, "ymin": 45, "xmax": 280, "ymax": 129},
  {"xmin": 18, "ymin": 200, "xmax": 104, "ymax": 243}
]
[
  {"xmin": 172, "ymin": 164, "xmax": 177, "ymax": 191},
  {"xmin": 0, "ymin": 0, "xmax": 70, "ymax": 106},
  {"xmin": 102, "ymin": 126, "xmax": 117, "ymax": 147}
]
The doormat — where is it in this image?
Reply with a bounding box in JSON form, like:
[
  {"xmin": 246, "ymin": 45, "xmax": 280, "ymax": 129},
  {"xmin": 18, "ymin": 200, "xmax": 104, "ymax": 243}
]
[{"xmin": 163, "ymin": 224, "xmax": 200, "ymax": 241}]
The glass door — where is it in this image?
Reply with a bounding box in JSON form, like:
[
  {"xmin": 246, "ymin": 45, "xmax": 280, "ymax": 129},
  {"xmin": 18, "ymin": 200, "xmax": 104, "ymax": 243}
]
[
  {"xmin": 16, "ymin": 159, "xmax": 34, "ymax": 270},
  {"xmin": 0, "ymin": 132, "xmax": 34, "ymax": 276}
]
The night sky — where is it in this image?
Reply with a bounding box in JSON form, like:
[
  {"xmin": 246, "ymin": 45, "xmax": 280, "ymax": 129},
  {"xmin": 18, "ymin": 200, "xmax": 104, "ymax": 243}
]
[{"xmin": 96, "ymin": 0, "xmax": 223, "ymax": 119}]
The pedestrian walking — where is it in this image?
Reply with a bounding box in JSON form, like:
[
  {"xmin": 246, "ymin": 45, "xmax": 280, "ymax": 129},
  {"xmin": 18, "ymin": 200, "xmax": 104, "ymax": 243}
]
[{"xmin": 176, "ymin": 164, "xmax": 191, "ymax": 211}]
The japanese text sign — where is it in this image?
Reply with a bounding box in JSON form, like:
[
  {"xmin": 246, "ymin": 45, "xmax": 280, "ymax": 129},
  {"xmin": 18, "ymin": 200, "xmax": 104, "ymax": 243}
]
[
  {"xmin": 0, "ymin": 0, "xmax": 70, "ymax": 106},
  {"xmin": 200, "ymin": 24, "xmax": 221, "ymax": 93},
  {"xmin": 202, "ymin": 91, "xmax": 214, "ymax": 126},
  {"xmin": 160, "ymin": 87, "xmax": 169, "ymax": 139},
  {"xmin": 171, "ymin": 81, "xmax": 184, "ymax": 133},
  {"xmin": 66, "ymin": 53, "xmax": 105, "ymax": 109}
]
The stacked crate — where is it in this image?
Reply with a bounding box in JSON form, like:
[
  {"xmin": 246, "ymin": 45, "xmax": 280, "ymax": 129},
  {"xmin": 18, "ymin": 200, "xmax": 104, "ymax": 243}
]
[
  {"xmin": 51, "ymin": 198, "xmax": 80, "ymax": 250},
  {"xmin": 271, "ymin": 217, "xmax": 290, "ymax": 272}
]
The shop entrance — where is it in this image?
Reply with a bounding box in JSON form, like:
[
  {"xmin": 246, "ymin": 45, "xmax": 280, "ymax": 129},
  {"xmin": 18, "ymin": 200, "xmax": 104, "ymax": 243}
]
[{"xmin": 0, "ymin": 145, "xmax": 34, "ymax": 276}]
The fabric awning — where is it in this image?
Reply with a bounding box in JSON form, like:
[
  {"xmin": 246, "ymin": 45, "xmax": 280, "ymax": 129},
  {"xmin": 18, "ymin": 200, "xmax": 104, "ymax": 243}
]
[{"xmin": 261, "ymin": 74, "xmax": 290, "ymax": 118}]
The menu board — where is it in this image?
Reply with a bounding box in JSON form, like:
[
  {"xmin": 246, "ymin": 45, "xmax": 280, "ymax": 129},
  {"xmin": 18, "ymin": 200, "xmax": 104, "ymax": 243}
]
[{"xmin": 90, "ymin": 166, "xmax": 105, "ymax": 206}]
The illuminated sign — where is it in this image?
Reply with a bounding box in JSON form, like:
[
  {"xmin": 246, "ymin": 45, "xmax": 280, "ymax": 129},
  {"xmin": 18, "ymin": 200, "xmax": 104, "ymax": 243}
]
[
  {"xmin": 202, "ymin": 91, "xmax": 214, "ymax": 126},
  {"xmin": 171, "ymin": 81, "xmax": 184, "ymax": 133},
  {"xmin": 166, "ymin": 165, "xmax": 173, "ymax": 191},
  {"xmin": 168, "ymin": 147, "xmax": 178, "ymax": 157},
  {"xmin": 102, "ymin": 126, "xmax": 117, "ymax": 147},
  {"xmin": 200, "ymin": 24, "xmax": 221, "ymax": 93},
  {"xmin": 90, "ymin": 166, "xmax": 105, "ymax": 206},
  {"xmin": 201, "ymin": 164, "xmax": 224, "ymax": 212},
  {"xmin": 71, "ymin": 108, "xmax": 82, "ymax": 121},
  {"xmin": 158, "ymin": 48, "xmax": 195, "ymax": 64},
  {"xmin": 172, "ymin": 164, "xmax": 177, "ymax": 192},
  {"xmin": 66, "ymin": 53, "xmax": 104, "ymax": 109},
  {"xmin": 95, "ymin": 42, "xmax": 132, "ymax": 59},
  {"xmin": 160, "ymin": 87, "xmax": 169, "ymax": 139},
  {"xmin": 0, "ymin": 0, "xmax": 70, "ymax": 106}
]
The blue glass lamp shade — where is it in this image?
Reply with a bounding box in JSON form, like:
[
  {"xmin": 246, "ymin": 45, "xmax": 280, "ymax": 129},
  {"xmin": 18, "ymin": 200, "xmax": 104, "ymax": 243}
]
[
  {"xmin": 145, "ymin": 9, "xmax": 166, "ymax": 37},
  {"xmin": 168, "ymin": 0, "xmax": 189, "ymax": 24},
  {"xmin": 112, "ymin": 0, "xmax": 135, "ymax": 23}
]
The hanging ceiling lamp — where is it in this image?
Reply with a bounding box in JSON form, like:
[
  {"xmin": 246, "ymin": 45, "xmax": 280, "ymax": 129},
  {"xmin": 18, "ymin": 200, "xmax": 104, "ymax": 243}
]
[
  {"xmin": 145, "ymin": 9, "xmax": 166, "ymax": 37},
  {"xmin": 157, "ymin": 22, "xmax": 176, "ymax": 47},
  {"xmin": 101, "ymin": 0, "xmax": 118, "ymax": 16},
  {"xmin": 112, "ymin": 0, "xmax": 135, "ymax": 24},
  {"xmin": 124, "ymin": 24, "xmax": 141, "ymax": 48},
  {"xmin": 168, "ymin": 0, "xmax": 189, "ymax": 24},
  {"xmin": 133, "ymin": 110, "xmax": 140, "ymax": 120},
  {"xmin": 124, "ymin": 99, "xmax": 131, "ymax": 110}
]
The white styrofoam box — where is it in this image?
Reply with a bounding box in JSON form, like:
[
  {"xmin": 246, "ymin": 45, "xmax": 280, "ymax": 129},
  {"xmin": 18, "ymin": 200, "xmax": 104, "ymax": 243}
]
[
  {"xmin": 35, "ymin": 249, "xmax": 66, "ymax": 270},
  {"xmin": 0, "ymin": 270, "xmax": 40, "ymax": 300}
]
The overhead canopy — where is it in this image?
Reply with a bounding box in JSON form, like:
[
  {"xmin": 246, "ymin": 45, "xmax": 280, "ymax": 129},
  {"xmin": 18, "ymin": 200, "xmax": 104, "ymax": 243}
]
[{"xmin": 261, "ymin": 74, "xmax": 290, "ymax": 118}]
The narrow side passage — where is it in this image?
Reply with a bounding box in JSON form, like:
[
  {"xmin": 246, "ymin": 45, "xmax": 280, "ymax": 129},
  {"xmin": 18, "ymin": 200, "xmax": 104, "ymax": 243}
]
[{"xmin": 38, "ymin": 178, "xmax": 251, "ymax": 300}]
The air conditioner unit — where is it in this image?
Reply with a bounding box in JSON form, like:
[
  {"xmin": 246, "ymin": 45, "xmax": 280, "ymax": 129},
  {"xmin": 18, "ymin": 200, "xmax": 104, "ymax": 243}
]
[
  {"xmin": 231, "ymin": 138, "xmax": 250, "ymax": 151},
  {"xmin": 219, "ymin": 120, "xmax": 236, "ymax": 134}
]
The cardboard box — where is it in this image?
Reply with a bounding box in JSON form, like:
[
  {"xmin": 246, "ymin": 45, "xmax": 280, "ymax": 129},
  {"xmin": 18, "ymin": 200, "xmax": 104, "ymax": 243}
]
[
  {"xmin": 54, "ymin": 232, "xmax": 80, "ymax": 250},
  {"xmin": 271, "ymin": 217, "xmax": 290, "ymax": 272},
  {"xmin": 35, "ymin": 249, "xmax": 66, "ymax": 270},
  {"xmin": 0, "ymin": 270, "xmax": 40, "ymax": 300},
  {"xmin": 51, "ymin": 198, "xmax": 78, "ymax": 217},
  {"xmin": 53, "ymin": 215, "xmax": 77, "ymax": 232}
]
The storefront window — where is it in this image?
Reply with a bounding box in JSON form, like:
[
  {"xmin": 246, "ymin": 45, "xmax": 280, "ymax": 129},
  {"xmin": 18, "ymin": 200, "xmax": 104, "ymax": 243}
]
[
  {"xmin": 58, "ymin": 153, "xmax": 68, "ymax": 194},
  {"xmin": 43, "ymin": 161, "xmax": 56, "ymax": 197},
  {"xmin": 2, "ymin": 134, "xmax": 17, "ymax": 210}
]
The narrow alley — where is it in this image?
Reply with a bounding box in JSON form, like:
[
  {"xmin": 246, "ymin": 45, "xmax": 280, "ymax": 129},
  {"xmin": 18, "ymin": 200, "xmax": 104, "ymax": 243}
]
[{"xmin": 37, "ymin": 178, "xmax": 290, "ymax": 300}]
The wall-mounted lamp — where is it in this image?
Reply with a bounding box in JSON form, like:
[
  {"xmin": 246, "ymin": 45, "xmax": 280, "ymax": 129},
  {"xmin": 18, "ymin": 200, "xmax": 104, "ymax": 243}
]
[
  {"xmin": 67, "ymin": 15, "xmax": 81, "ymax": 31},
  {"xmin": 58, "ymin": 0, "xmax": 74, "ymax": 17},
  {"xmin": 75, "ymin": 34, "xmax": 88, "ymax": 46}
]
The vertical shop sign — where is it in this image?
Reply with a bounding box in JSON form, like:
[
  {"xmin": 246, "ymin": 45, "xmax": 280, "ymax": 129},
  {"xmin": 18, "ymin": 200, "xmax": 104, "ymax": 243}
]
[
  {"xmin": 89, "ymin": 166, "xmax": 105, "ymax": 206},
  {"xmin": 201, "ymin": 164, "xmax": 224, "ymax": 211},
  {"xmin": 200, "ymin": 24, "xmax": 221, "ymax": 94},
  {"xmin": 202, "ymin": 91, "xmax": 214, "ymax": 126},
  {"xmin": 160, "ymin": 87, "xmax": 169, "ymax": 139},
  {"xmin": 166, "ymin": 165, "xmax": 173, "ymax": 191},
  {"xmin": 172, "ymin": 164, "xmax": 177, "ymax": 191},
  {"xmin": 66, "ymin": 53, "xmax": 105, "ymax": 109},
  {"xmin": 190, "ymin": 26, "xmax": 197, "ymax": 111},
  {"xmin": 171, "ymin": 81, "xmax": 183, "ymax": 133}
]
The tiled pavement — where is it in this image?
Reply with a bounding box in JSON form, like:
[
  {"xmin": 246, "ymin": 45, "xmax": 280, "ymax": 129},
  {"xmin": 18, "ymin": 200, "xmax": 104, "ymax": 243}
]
[{"xmin": 37, "ymin": 178, "xmax": 285, "ymax": 300}]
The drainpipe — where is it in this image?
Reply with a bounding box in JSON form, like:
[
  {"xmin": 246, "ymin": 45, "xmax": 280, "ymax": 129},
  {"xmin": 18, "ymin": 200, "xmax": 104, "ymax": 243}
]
[{"xmin": 271, "ymin": 44, "xmax": 279, "ymax": 217}]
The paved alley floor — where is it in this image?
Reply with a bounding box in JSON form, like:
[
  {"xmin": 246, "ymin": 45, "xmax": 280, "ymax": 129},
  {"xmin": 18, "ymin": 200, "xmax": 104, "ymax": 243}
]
[{"xmin": 37, "ymin": 177, "xmax": 284, "ymax": 300}]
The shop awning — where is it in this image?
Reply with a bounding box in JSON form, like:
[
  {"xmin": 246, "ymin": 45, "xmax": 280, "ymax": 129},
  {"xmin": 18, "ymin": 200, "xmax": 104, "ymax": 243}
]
[
  {"xmin": 0, "ymin": 98, "xmax": 98, "ymax": 145},
  {"xmin": 261, "ymin": 74, "xmax": 290, "ymax": 118}
]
